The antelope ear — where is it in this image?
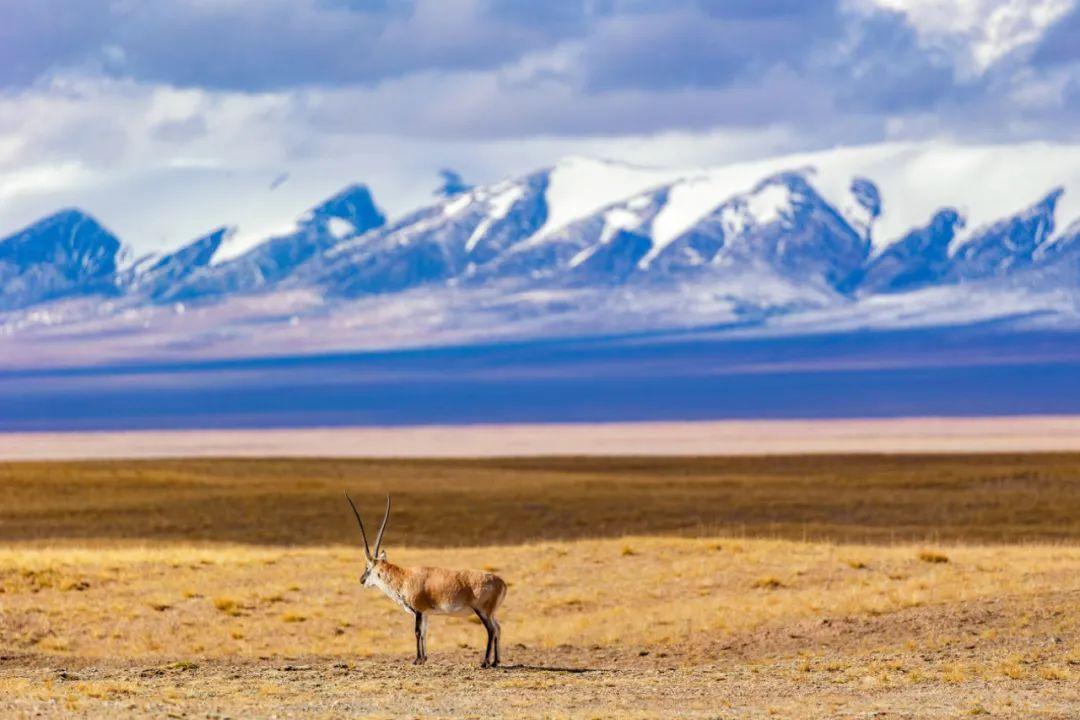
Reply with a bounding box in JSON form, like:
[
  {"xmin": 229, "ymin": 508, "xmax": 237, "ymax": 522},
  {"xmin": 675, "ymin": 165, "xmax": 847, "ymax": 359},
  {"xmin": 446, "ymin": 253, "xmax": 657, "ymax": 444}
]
[{"xmin": 377, "ymin": 550, "xmax": 387, "ymax": 561}]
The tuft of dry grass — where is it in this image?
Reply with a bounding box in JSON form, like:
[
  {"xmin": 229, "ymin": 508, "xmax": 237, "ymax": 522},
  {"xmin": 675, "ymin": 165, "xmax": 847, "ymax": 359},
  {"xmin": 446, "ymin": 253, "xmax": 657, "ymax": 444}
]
[
  {"xmin": 212, "ymin": 597, "xmax": 242, "ymax": 616},
  {"xmin": 918, "ymin": 550, "xmax": 950, "ymax": 564},
  {"xmin": 751, "ymin": 576, "xmax": 786, "ymax": 590}
]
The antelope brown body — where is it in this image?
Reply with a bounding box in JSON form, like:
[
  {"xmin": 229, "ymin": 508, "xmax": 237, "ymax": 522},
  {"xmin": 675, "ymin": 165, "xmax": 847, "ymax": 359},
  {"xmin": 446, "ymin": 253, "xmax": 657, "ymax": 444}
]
[{"xmin": 345, "ymin": 493, "xmax": 507, "ymax": 667}]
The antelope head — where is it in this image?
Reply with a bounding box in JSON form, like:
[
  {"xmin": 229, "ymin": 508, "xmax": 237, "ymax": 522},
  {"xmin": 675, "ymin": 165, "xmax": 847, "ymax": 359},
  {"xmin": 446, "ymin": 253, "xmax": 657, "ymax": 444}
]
[{"xmin": 344, "ymin": 492, "xmax": 391, "ymax": 587}]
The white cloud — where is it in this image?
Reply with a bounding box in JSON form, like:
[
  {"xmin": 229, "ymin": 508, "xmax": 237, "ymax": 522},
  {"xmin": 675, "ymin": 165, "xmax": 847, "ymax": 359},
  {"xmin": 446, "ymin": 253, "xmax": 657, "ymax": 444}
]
[
  {"xmin": 0, "ymin": 76, "xmax": 806, "ymax": 253},
  {"xmin": 863, "ymin": 0, "xmax": 1075, "ymax": 72},
  {"xmin": 0, "ymin": 162, "xmax": 96, "ymax": 203}
]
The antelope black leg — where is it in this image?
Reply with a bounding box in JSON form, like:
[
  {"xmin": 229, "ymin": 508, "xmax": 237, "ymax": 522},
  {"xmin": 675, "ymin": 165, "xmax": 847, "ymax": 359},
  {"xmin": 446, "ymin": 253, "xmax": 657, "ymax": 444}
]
[
  {"xmin": 413, "ymin": 612, "xmax": 425, "ymax": 665},
  {"xmin": 474, "ymin": 609, "xmax": 494, "ymax": 668},
  {"xmin": 491, "ymin": 617, "xmax": 501, "ymax": 667},
  {"xmin": 420, "ymin": 614, "xmax": 428, "ymax": 662}
]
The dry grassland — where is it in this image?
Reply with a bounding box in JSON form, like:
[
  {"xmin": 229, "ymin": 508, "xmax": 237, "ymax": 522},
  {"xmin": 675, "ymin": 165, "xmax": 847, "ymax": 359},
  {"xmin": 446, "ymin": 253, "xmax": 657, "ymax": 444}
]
[
  {"xmin": 2, "ymin": 454, "xmax": 1079, "ymax": 545},
  {"xmin": 0, "ymin": 454, "xmax": 1078, "ymax": 718}
]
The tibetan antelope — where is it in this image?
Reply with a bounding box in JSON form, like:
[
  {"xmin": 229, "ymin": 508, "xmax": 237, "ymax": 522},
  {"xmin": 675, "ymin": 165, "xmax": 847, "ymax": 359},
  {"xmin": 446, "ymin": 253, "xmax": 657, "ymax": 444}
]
[{"xmin": 345, "ymin": 493, "xmax": 507, "ymax": 667}]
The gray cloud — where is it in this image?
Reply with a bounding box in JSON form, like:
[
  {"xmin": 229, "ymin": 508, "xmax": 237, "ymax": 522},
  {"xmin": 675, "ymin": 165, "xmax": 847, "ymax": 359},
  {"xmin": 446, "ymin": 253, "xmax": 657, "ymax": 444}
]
[
  {"xmin": 0, "ymin": 0, "xmax": 586, "ymax": 91},
  {"xmin": 0, "ymin": 0, "xmax": 1076, "ymax": 146},
  {"xmin": 0, "ymin": 0, "xmax": 114, "ymax": 87},
  {"xmin": 581, "ymin": 2, "xmax": 842, "ymax": 92},
  {"xmin": 830, "ymin": 9, "xmax": 961, "ymax": 114}
]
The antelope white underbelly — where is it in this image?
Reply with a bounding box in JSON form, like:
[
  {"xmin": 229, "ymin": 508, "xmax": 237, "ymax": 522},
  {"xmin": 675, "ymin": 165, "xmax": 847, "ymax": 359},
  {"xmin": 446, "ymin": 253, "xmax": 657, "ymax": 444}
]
[{"xmin": 429, "ymin": 603, "xmax": 473, "ymax": 617}]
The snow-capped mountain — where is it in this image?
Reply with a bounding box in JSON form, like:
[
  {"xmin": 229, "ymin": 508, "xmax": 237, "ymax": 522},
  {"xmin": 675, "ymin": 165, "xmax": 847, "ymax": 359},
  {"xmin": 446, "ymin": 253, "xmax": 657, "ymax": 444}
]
[
  {"xmin": 307, "ymin": 172, "xmax": 548, "ymax": 296},
  {"xmin": 642, "ymin": 172, "xmax": 870, "ymax": 292},
  {"xmin": 3, "ymin": 142, "xmax": 1080, "ymax": 367},
  {"xmin": 850, "ymin": 209, "xmax": 963, "ymax": 294},
  {"xmin": 0, "ymin": 209, "xmax": 122, "ymax": 310},
  {"xmin": 121, "ymin": 227, "xmax": 232, "ymax": 301},
  {"xmin": 157, "ymin": 183, "xmax": 385, "ymax": 302},
  {"xmin": 949, "ymin": 189, "xmax": 1063, "ymax": 281}
]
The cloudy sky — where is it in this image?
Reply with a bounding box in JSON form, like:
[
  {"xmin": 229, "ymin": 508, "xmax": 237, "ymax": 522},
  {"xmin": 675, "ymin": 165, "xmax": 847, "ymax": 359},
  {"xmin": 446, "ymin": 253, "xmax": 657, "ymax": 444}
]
[{"xmin": 1, "ymin": 0, "xmax": 1078, "ymax": 252}]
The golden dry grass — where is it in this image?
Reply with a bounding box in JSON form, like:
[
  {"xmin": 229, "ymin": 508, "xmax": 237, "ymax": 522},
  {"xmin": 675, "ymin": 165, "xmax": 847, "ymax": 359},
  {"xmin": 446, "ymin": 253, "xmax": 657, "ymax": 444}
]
[
  {"xmin": 1, "ymin": 537, "xmax": 1077, "ymax": 660},
  {"xmin": 0, "ymin": 535, "xmax": 1077, "ymax": 718},
  {"xmin": 0, "ymin": 455, "xmax": 1078, "ymax": 718},
  {"xmin": 1, "ymin": 453, "xmax": 1079, "ymax": 545}
]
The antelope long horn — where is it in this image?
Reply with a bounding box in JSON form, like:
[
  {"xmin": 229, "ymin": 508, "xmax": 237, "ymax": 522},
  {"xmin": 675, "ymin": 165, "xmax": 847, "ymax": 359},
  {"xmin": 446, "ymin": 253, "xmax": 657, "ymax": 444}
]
[
  {"xmin": 373, "ymin": 494, "xmax": 391, "ymax": 557},
  {"xmin": 344, "ymin": 492, "xmax": 372, "ymax": 560}
]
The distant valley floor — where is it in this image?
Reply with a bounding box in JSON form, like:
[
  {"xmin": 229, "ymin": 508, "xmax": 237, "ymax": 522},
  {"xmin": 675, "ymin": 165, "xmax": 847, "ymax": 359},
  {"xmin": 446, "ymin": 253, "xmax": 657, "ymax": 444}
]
[
  {"xmin": 5, "ymin": 326, "xmax": 1080, "ymax": 434},
  {"xmin": 4, "ymin": 415, "xmax": 1080, "ymax": 461}
]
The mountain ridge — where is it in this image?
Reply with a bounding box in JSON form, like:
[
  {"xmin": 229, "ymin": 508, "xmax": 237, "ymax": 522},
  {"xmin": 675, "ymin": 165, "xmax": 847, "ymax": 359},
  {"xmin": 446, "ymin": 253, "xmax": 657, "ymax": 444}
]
[{"xmin": 3, "ymin": 143, "xmax": 1080, "ymax": 364}]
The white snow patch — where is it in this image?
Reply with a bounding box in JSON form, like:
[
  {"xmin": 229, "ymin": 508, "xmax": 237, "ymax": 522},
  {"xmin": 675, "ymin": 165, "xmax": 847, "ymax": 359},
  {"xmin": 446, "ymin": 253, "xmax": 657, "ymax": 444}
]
[
  {"xmin": 569, "ymin": 206, "xmax": 646, "ymax": 268},
  {"xmin": 719, "ymin": 205, "xmax": 748, "ymax": 237},
  {"xmin": 599, "ymin": 207, "xmax": 642, "ymax": 245},
  {"xmin": 528, "ymin": 157, "xmax": 678, "ymax": 246},
  {"xmin": 465, "ymin": 184, "xmax": 525, "ymax": 253},
  {"xmin": 212, "ymin": 221, "xmax": 298, "ymax": 265},
  {"xmin": 464, "ymin": 221, "xmax": 491, "ymax": 254},
  {"xmin": 326, "ymin": 217, "xmax": 355, "ymax": 240},
  {"xmin": 488, "ymin": 184, "xmax": 525, "ymax": 218},
  {"xmin": 745, "ymin": 183, "xmax": 791, "ymax": 225},
  {"xmin": 568, "ymin": 245, "xmax": 597, "ymax": 268},
  {"xmin": 639, "ymin": 164, "xmax": 781, "ymax": 267},
  {"xmin": 443, "ymin": 193, "xmax": 472, "ymax": 217}
]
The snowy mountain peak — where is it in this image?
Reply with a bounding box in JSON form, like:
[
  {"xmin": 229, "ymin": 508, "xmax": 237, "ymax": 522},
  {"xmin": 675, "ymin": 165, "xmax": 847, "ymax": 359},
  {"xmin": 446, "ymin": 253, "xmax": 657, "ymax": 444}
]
[
  {"xmin": 645, "ymin": 170, "xmax": 868, "ymax": 294},
  {"xmin": 851, "ymin": 209, "xmax": 964, "ymax": 294},
  {"xmin": 435, "ymin": 169, "xmax": 472, "ymax": 198},
  {"xmin": 298, "ymin": 183, "xmax": 384, "ymax": 234},
  {"xmin": 529, "ymin": 156, "xmax": 679, "ymax": 245},
  {"xmin": 124, "ymin": 226, "xmax": 234, "ymax": 299},
  {"xmin": 950, "ymin": 188, "xmax": 1064, "ymax": 278},
  {"xmin": 212, "ymin": 183, "xmax": 386, "ymax": 266},
  {"xmin": 0, "ymin": 209, "xmax": 122, "ymax": 310},
  {"xmin": 0, "ymin": 208, "xmax": 120, "ymax": 264}
]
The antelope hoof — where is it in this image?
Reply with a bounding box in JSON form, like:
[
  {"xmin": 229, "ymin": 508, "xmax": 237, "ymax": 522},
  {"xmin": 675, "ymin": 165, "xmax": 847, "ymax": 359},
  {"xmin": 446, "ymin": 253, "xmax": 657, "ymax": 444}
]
[
  {"xmin": 480, "ymin": 661, "xmax": 491, "ymax": 669},
  {"xmin": 413, "ymin": 657, "xmax": 425, "ymax": 666}
]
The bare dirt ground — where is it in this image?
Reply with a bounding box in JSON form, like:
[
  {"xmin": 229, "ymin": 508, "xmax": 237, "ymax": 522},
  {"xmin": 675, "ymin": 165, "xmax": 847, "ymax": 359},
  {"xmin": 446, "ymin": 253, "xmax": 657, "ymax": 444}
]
[
  {"xmin": 0, "ymin": 456, "xmax": 1077, "ymax": 718},
  {"xmin": 4, "ymin": 607, "xmax": 1079, "ymax": 720},
  {"xmin": 4, "ymin": 415, "xmax": 1080, "ymax": 461}
]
